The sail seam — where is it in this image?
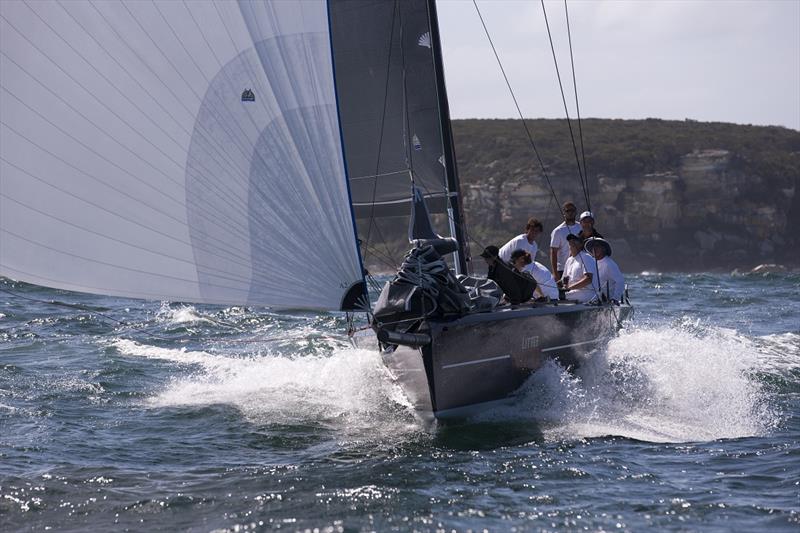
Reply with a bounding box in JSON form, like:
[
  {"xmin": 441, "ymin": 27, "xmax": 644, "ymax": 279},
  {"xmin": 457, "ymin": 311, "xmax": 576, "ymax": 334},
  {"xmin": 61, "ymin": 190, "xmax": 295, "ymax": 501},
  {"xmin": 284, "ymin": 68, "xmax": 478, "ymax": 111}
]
[{"xmin": 0, "ymin": 43, "xmax": 257, "ymax": 244}]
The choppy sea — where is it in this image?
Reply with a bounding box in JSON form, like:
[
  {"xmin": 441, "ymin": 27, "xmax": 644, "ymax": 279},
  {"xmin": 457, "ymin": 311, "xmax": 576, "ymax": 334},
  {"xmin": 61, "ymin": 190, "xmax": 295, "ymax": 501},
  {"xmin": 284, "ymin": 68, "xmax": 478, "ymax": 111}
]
[{"xmin": 1, "ymin": 272, "xmax": 798, "ymax": 532}]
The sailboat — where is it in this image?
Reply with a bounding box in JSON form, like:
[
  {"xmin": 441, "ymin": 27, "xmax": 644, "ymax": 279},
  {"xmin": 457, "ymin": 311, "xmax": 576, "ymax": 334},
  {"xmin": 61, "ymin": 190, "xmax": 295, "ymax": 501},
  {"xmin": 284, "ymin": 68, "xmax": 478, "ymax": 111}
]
[{"xmin": 0, "ymin": 0, "xmax": 630, "ymax": 420}]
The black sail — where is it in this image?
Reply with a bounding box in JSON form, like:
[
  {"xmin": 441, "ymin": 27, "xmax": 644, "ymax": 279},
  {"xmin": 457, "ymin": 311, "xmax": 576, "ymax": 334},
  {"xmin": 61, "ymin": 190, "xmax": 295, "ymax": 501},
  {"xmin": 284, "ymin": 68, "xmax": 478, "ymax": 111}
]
[{"xmin": 330, "ymin": 0, "xmax": 468, "ymax": 272}]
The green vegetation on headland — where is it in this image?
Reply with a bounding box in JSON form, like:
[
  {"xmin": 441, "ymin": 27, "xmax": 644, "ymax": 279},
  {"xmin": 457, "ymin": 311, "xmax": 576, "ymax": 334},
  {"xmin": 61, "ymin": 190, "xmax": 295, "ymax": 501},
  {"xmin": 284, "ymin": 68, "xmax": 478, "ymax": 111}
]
[
  {"xmin": 358, "ymin": 118, "xmax": 799, "ymax": 273},
  {"xmin": 454, "ymin": 118, "xmax": 799, "ymax": 188},
  {"xmin": 453, "ymin": 118, "xmax": 799, "ymax": 272}
]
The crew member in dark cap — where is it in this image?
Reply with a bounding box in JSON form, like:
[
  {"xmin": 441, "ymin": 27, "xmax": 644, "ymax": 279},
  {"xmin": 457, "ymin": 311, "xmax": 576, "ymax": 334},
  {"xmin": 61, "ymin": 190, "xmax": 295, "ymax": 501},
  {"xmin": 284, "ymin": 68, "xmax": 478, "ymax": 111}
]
[
  {"xmin": 510, "ymin": 249, "xmax": 558, "ymax": 301},
  {"xmin": 480, "ymin": 246, "xmax": 536, "ymax": 305}
]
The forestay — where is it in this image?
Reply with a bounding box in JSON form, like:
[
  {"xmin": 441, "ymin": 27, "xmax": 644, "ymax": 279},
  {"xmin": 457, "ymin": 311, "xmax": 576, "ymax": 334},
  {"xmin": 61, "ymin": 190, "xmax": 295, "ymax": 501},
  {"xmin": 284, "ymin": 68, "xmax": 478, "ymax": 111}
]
[{"xmin": 0, "ymin": 0, "xmax": 365, "ymax": 310}]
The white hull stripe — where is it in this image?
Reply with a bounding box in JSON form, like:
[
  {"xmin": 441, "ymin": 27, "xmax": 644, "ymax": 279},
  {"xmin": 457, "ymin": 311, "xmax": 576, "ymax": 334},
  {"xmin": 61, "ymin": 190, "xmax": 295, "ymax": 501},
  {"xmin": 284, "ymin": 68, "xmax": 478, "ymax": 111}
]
[
  {"xmin": 541, "ymin": 339, "xmax": 601, "ymax": 353},
  {"xmin": 442, "ymin": 354, "xmax": 511, "ymax": 370}
]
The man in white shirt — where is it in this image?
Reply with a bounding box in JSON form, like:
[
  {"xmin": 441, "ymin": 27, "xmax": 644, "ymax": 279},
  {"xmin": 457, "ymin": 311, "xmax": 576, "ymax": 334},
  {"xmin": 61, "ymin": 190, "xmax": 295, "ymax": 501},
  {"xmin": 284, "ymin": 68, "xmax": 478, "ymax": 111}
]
[
  {"xmin": 585, "ymin": 238, "xmax": 625, "ymax": 302},
  {"xmin": 549, "ymin": 202, "xmax": 581, "ymax": 282},
  {"xmin": 499, "ymin": 217, "xmax": 543, "ymax": 262},
  {"xmin": 562, "ymin": 234, "xmax": 599, "ymax": 303}
]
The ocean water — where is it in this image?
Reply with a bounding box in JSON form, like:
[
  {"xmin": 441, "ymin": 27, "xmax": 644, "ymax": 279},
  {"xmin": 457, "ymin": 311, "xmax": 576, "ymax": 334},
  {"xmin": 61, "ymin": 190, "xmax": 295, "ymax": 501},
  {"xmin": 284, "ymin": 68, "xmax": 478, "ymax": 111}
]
[{"xmin": 1, "ymin": 272, "xmax": 798, "ymax": 532}]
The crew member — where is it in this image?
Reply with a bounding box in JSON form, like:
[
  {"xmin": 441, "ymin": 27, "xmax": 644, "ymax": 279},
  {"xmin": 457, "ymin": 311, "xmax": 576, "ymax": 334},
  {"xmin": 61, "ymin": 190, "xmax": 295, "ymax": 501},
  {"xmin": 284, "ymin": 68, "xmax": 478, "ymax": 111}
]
[
  {"xmin": 499, "ymin": 217, "xmax": 543, "ymax": 262},
  {"xmin": 481, "ymin": 246, "xmax": 536, "ymax": 305},
  {"xmin": 585, "ymin": 237, "xmax": 625, "ymax": 302},
  {"xmin": 577, "ymin": 211, "xmax": 603, "ymax": 243},
  {"xmin": 562, "ymin": 234, "xmax": 599, "ymax": 303},
  {"xmin": 510, "ymin": 249, "xmax": 559, "ymax": 301},
  {"xmin": 549, "ymin": 202, "xmax": 581, "ymax": 282}
]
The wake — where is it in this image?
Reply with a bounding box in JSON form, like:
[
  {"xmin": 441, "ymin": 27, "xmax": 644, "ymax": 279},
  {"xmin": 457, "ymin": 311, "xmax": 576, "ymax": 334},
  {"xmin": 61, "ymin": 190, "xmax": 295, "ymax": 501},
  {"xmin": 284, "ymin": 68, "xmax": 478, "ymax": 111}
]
[
  {"xmin": 111, "ymin": 338, "xmax": 419, "ymax": 439},
  {"xmin": 111, "ymin": 318, "xmax": 790, "ymax": 445},
  {"xmin": 477, "ymin": 320, "xmax": 785, "ymax": 443}
]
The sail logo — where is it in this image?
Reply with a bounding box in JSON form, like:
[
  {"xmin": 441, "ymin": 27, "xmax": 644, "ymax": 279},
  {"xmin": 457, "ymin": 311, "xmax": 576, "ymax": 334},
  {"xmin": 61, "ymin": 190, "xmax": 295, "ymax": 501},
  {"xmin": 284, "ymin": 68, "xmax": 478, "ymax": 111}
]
[
  {"xmin": 241, "ymin": 89, "xmax": 255, "ymax": 102},
  {"xmin": 418, "ymin": 32, "xmax": 431, "ymax": 48}
]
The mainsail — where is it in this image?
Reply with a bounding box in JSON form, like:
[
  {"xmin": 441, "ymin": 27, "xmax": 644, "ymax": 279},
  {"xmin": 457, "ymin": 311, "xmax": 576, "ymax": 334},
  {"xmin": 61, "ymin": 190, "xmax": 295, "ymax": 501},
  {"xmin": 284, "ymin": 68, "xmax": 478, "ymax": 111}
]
[
  {"xmin": 330, "ymin": 0, "xmax": 452, "ymax": 219},
  {"xmin": 330, "ymin": 0, "xmax": 467, "ymax": 273},
  {"xmin": 0, "ymin": 0, "xmax": 366, "ymax": 310}
]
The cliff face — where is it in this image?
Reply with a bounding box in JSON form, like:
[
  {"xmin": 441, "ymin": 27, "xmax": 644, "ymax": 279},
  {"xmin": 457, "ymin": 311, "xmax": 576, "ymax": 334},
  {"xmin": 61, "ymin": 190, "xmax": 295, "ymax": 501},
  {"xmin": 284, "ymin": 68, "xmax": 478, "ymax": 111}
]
[{"xmin": 453, "ymin": 119, "xmax": 800, "ymax": 271}]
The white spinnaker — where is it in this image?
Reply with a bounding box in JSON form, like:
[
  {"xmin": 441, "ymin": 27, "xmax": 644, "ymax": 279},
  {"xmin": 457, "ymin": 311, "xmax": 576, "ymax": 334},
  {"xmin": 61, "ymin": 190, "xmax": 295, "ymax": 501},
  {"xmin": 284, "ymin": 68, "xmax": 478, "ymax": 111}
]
[{"xmin": 0, "ymin": 0, "xmax": 363, "ymax": 310}]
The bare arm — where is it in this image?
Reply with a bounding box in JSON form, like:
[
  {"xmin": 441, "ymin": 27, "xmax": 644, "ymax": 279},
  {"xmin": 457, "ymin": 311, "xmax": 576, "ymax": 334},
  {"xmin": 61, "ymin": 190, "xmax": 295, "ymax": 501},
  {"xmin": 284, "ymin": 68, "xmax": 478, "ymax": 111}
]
[
  {"xmin": 550, "ymin": 247, "xmax": 559, "ymax": 279},
  {"xmin": 566, "ymin": 273, "xmax": 593, "ymax": 291}
]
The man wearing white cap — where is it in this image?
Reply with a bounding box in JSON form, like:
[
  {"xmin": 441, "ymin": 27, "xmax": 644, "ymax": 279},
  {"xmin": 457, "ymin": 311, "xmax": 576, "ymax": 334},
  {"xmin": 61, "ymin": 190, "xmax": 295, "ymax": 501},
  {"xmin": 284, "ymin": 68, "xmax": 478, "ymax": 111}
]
[
  {"xmin": 585, "ymin": 237, "xmax": 625, "ymax": 302},
  {"xmin": 577, "ymin": 211, "xmax": 603, "ymax": 244},
  {"xmin": 549, "ymin": 201, "xmax": 581, "ymax": 282}
]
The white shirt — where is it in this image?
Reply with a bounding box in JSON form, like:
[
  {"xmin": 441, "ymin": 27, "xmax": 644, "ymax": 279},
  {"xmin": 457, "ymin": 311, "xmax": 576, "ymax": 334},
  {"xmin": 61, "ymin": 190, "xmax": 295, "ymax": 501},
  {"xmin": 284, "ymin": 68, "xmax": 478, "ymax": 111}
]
[
  {"xmin": 523, "ymin": 261, "xmax": 559, "ymax": 300},
  {"xmin": 596, "ymin": 256, "xmax": 625, "ymax": 302},
  {"xmin": 499, "ymin": 233, "xmax": 539, "ymax": 262},
  {"xmin": 563, "ymin": 251, "xmax": 599, "ymax": 303},
  {"xmin": 549, "ymin": 222, "xmax": 581, "ymax": 271}
]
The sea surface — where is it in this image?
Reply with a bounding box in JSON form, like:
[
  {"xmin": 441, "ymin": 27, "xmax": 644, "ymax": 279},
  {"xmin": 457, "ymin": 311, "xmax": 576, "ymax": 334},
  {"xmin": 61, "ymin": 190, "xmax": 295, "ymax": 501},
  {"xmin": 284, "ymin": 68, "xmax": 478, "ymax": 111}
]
[{"xmin": 1, "ymin": 272, "xmax": 798, "ymax": 532}]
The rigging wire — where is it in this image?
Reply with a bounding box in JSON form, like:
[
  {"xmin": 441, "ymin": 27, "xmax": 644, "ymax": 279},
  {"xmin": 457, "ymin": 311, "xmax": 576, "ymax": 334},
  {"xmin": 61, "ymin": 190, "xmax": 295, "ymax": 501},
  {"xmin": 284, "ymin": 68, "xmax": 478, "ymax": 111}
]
[
  {"xmin": 396, "ymin": 1, "xmax": 430, "ymax": 321},
  {"xmin": 466, "ymin": 1, "xmax": 622, "ymax": 320},
  {"xmin": 553, "ymin": 0, "xmax": 617, "ymax": 322},
  {"xmin": 540, "ymin": 0, "xmax": 591, "ymax": 211},
  {"xmin": 397, "ymin": 1, "xmax": 415, "ymax": 177},
  {"xmin": 361, "ymin": 0, "xmax": 402, "ymax": 269},
  {"xmin": 359, "ymin": 0, "xmax": 441, "ymax": 275},
  {"xmin": 564, "ymin": 0, "xmax": 590, "ymax": 208},
  {"xmin": 363, "ymin": 240, "xmax": 405, "ymax": 273},
  {"xmin": 358, "ymin": 0, "xmax": 601, "ymax": 289},
  {"xmin": 471, "ymin": 0, "xmax": 563, "ymax": 217},
  {"xmin": 356, "ymin": 0, "xmax": 486, "ymax": 282}
]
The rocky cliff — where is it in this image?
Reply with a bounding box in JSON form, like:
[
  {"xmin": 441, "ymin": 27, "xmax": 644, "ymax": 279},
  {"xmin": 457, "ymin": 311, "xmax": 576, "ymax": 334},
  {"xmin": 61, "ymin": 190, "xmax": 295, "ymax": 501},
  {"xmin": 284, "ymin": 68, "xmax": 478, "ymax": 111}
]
[{"xmin": 452, "ymin": 119, "xmax": 800, "ymax": 271}]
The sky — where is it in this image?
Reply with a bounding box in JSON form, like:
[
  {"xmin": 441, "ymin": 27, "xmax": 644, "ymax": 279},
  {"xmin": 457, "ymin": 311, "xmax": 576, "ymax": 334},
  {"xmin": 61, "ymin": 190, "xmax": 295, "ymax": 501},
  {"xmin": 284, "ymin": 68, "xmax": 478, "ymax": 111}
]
[{"xmin": 436, "ymin": 0, "xmax": 800, "ymax": 130}]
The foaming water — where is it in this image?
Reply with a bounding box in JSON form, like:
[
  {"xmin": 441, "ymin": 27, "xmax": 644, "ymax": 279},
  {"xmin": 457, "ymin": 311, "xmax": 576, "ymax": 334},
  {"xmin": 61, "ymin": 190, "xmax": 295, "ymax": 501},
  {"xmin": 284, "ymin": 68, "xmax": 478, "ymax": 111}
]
[
  {"xmin": 156, "ymin": 303, "xmax": 212, "ymax": 325},
  {"xmin": 755, "ymin": 332, "xmax": 800, "ymax": 370},
  {"xmin": 110, "ymin": 316, "xmax": 788, "ymax": 445},
  {"xmin": 477, "ymin": 323, "xmax": 781, "ymax": 443},
  {"xmin": 154, "ymin": 302, "xmax": 242, "ymax": 331},
  {"xmin": 112, "ymin": 339, "xmax": 418, "ymax": 436},
  {"xmin": 3, "ymin": 273, "xmax": 798, "ymax": 532}
]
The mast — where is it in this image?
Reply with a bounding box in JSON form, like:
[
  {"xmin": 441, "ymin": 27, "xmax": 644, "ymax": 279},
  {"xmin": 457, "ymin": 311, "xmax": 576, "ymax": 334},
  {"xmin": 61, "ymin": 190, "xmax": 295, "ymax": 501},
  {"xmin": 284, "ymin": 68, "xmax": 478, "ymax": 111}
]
[{"xmin": 426, "ymin": 0, "xmax": 469, "ymax": 275}]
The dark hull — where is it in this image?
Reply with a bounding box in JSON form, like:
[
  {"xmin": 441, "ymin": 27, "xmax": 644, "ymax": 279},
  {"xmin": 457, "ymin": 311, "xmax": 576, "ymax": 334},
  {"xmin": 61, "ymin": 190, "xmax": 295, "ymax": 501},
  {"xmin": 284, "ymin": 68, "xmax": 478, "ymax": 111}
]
[{"xmin": 380, "ymin": 302, "xmax": 632, "ymax": 419}]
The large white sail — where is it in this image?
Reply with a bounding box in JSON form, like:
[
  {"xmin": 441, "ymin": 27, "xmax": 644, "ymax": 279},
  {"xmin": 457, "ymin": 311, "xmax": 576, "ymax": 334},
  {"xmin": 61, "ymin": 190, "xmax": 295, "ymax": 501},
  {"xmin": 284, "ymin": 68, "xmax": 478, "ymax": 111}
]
[{"xmin": 0, "ymin": 0, "xmax": 364, "ymax": 310}]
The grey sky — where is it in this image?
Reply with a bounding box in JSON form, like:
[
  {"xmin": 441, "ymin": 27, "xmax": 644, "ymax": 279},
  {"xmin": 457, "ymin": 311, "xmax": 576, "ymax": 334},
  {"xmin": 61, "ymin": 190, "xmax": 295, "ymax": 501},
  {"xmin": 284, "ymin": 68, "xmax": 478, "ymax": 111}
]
[{"xmin": 436, "ymin": 0, "xmax": 800, "ymax": 130}]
